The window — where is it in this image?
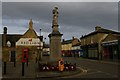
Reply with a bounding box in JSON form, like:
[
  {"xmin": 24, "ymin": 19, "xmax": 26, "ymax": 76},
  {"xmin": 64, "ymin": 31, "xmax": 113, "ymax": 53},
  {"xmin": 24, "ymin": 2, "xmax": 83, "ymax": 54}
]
[
  {"xmin": 21, "ymin": 42, "xmax": 23, "ymax": 44},
  {"xmin": 91, "ymin": 37, "xmax": 93, "ymax": 44}
]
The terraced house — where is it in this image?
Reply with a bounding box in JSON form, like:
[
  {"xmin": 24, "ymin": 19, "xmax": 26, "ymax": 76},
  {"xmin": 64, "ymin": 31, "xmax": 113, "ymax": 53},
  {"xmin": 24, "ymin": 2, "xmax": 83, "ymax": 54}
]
[
  {"xmin": 61, "ymin": 37, "xmax": 80, "ymax": 57},
  {"xmin": 80, "ymin": 26, "xmax": 120, "ymax": 61}
]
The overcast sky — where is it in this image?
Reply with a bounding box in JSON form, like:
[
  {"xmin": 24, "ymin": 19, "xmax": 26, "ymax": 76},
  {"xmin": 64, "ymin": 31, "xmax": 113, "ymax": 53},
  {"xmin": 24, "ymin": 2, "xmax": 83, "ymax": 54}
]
[{"xmin": 1, "ymin": 2, "xmax": 119, "ymax": 43}]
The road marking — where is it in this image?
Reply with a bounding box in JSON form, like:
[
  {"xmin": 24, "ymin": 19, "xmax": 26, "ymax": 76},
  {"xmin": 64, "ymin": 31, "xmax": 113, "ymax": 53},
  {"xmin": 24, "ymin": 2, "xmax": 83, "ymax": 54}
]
[
  {"xmin": 61, "ymin": 67, "xmax": 88, "ymax": 78},
  {"xmin": 79, "ymin": 58, "xmax": 118, "ymax": 65},
  {"xmin": 77, "ymin": 67, "xmax": 88, "ymax": 73},
  {"xmin": 92, "ymin": 70, "xmax": 118, "ymax": 78}
]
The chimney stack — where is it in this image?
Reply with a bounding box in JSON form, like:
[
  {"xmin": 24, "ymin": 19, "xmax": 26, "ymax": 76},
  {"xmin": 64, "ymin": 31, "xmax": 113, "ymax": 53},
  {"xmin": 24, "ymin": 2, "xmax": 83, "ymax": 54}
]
[
  {"xmin": 62, "ymin": 39, "xmax": 65, "ymax": 42},
  {"xmin": 4, "ymin": 27, "xmax": 7, "ymax": 34},
  {"xmin": 72, "ymin": 36, "xmax": 74, "ymax": 40},
  {"xmin": 3, "ymin": 27, "xmax": 7, "ymax": 47},
  {"xmin": 95, "ymin": 26, "xmax": 101, "ymax": 31}
]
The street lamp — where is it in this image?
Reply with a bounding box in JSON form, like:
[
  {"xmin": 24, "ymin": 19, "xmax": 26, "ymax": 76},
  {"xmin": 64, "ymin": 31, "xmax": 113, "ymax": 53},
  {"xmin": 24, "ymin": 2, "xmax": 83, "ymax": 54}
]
[
  {"xmin": 37, "ymin": 41, "xmax": 43, "ymax": 61},
  {"xmin": 38, "ymin": 29, "xmax": 43, "ymax": 61},
  {"xmin": 40, "ymin": 42, "xmax": 43, "ymax": 61},
  {"xmin": 37, "ymin": 46, "xmax": 40, "ymax": 62}
]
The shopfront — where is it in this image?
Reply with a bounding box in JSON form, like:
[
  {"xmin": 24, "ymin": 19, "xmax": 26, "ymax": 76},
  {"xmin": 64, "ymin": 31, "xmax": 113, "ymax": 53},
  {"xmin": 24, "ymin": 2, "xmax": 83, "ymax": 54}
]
[
  {"xmin": 87, "ymin": 44, "xmax": 98, "ymax": 59},
  {"xmin": 102, "ymin": 40, "xmax": 119, "ymax": 61}
]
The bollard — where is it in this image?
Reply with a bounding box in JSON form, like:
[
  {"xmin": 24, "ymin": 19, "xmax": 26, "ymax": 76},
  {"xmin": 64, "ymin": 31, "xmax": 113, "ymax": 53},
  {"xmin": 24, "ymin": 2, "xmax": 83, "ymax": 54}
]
[
  {"xmin": 26, "ymin": 59, "xmax": 28, "ymax": 67},
  {"xmin": 14, "ymin": 59, "xmax": 16, "ymax": 67},
  {"xmin": 3, "ymin": 62, "xmax": 6, "ymax": 75},
  {"xmin": 22, "ymin": 62, "xmax": 24, "ymax": 76},
  {"xmin": 36, "ymin": 58, "xmax": 37, "ymax": 63}
]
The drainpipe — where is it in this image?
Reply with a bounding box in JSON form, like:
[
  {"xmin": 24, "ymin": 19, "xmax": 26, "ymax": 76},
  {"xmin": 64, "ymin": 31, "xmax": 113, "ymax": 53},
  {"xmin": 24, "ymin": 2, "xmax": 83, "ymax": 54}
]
[
  {"xmin": 98, "ymin": 42, "xmax": 102, "ymax": 60},
  {"xmin": 118, "ymin": 39, "xmax": 120, "ymax": 61}
]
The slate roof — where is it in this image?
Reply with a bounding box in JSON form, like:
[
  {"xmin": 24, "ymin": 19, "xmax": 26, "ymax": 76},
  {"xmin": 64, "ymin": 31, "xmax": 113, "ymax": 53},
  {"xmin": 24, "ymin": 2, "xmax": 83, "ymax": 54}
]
[
  {"xmin": 81, "ymin": 28, "xmax": 120, "ymax": 39},
  {"xmin": 22, "ymin": 28, "xmax": 38, "ymax": 38},
  {"xmin": 1, "ymin": 34, "xmax": 43, "ymax": 47},
  {"xmin": 102, "ymin": 34, "xmax": 120, "ymax": 42},
  {"xmin": 62, "ymin": 39, "xmax": 73, "ymax": 44},
  {"xmin": 2, "ymin": 34, "xmax": 22, "ymax": 47},
  {"xmin": 72, "ymin": 42, "xmax": 81, "ymax": 47}
]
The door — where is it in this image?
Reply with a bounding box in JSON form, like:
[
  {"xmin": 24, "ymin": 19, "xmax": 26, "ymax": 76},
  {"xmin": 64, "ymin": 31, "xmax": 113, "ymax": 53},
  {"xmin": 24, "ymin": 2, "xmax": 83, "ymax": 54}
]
[{"xmin": 103, "ymin": 47, "xmax": 108, "ymax": 61}]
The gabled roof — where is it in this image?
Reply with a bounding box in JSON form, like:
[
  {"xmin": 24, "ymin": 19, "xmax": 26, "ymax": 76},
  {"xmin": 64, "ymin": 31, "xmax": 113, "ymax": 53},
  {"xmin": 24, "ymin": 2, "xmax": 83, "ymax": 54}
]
[
  {"xmin": 21, "ymin": 28, "xmax": 38, "ymax": 38},
  {"xmin": 81, "ymin": 27, "xmax": 120, "ymax": 39},
  {"xmin": 1, "ymin": 34, "xmax": 22, "ymax": 47},
  {"xmin": 21, "ymin": 19, "xmax": 38, "ymax": 38},
  {"xmin": 6, "ymin": 34, "xmax": 22, "ymax": 42}
]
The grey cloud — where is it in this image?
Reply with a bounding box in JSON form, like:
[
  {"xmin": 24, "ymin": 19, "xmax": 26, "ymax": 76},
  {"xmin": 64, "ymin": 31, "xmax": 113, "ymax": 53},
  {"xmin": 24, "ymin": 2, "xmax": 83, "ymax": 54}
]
[{"xmin": 2, "ymin": 2, "xmax": 118, "ymax": 41}]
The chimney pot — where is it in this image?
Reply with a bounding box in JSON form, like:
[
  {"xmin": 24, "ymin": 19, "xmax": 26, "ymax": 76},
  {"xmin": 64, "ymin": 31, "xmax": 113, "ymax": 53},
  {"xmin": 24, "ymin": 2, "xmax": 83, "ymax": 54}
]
[{"xmin": 4, "ymin": 27, "xmax": 7, "ymax": 34}]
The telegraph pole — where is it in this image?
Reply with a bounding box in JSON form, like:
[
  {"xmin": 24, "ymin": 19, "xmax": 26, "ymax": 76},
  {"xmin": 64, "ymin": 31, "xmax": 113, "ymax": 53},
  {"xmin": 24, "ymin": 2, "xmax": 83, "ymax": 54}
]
[{"xmin": 39, "ymin": 29, "xmax": 42, "ymax": 61}]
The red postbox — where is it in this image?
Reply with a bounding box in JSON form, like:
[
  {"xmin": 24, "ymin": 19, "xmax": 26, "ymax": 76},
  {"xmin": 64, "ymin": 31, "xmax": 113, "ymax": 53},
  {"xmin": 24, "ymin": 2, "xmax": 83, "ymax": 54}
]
[{"xmin": 22, "ymin": 48, "xmax": 29, "ymax": 62}]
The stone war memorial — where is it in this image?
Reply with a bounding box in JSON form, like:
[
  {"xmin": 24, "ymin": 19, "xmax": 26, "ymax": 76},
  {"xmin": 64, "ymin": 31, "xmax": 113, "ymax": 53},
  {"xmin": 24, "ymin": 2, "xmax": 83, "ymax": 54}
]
[
  {"xmin": 38, "ymin": 7, "xmax": 77, "ymax": 73},
  {"xmin": 48, "ymin": 7, "xmax": 63, "ymax": 62}
]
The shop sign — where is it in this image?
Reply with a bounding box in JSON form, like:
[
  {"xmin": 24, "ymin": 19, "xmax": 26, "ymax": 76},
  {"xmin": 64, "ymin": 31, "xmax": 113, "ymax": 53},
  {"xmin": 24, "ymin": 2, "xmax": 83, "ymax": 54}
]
[
  {"xmin": 16, "ymin": 38, "xmax": 43, "ymax": 46},
  {"xmin": 102, "ymin": 41, "xmax": 118, "ymax": 46}
]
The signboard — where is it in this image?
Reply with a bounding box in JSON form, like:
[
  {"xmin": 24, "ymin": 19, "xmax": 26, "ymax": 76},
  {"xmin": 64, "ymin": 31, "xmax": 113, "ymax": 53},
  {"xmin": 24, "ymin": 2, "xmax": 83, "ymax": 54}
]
[
  {"xmin": 102, "ymin": 41, "xmax": 118, "ymax": 46},
  {"xmin": 16, "ymin": 38, "xmax": 43, "ymax": 46}
]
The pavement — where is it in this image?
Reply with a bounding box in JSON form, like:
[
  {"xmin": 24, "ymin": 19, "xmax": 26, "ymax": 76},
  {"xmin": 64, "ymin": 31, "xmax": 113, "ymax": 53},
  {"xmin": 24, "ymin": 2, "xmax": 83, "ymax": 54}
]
[
  {"xmin": 2, "ymin": 62, "xmax": 37, "ymax": 79},
  {"xmin": 1, "ymin": 56, "xmax": 120, "ymax": 80},
  {"xmin": 1, "ymin": 60, "xmax": 82, "ymax": 80}
]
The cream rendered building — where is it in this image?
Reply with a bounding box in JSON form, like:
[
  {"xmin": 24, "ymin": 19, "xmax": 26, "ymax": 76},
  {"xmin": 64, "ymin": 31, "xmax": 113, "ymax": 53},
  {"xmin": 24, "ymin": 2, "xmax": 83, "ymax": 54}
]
[{"xmin": 61, "ymin": 37, "xmax": 80, "ymax": 57}]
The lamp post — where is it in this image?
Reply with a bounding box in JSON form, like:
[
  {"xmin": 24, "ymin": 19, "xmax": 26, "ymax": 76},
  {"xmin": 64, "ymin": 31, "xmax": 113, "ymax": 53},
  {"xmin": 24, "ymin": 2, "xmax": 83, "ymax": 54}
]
[
  {"xmin": 44, "ymin": 37, "xmax": 46, "ymax": 55},
  {"xmin": 37, "ymin": 42, "xmax": 43, "ymax": 61},
  {"xmin": 7, "ymin": 41, "xmax": 11, "ymax": 62},
  {"xmin": 38, "ymin": 28, "xmax": 43, "ymax": 61},
  {"xmin": 7, "ymin": 41, "xmax": 16, "ymax": 67},
  {"xmin": 3, "ymin": 41, "xmax": 11, "ymax": 75},
  {"xmin": 37, "ymin": 46, "xmax": 40, "ymax": 62},
  {"xmin": 39, "ymin": 42, "xmax": 43, "ymax": 61}
]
